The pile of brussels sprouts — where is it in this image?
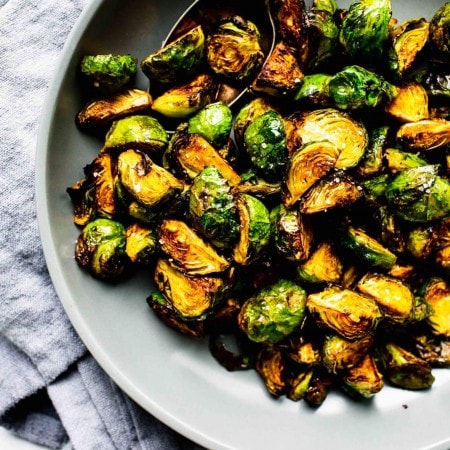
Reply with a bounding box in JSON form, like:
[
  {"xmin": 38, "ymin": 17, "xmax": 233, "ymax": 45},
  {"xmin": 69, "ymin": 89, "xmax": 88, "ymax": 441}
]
[{"xmin": 69, "ymin": 0, "xmax": 450, "ymax": 406}]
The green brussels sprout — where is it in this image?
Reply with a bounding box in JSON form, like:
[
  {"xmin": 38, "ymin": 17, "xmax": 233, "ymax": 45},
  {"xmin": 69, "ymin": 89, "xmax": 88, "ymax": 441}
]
[
  {"xmin": 188, "ymin": 101, "xmax": 233, "ymax": 148},
  {"xmin": 158, "ymin": 219, "xmax": 230, "ymax": 275},
  {"xmin": 125, "ymin": 222, "xmax": 158, "ymax": 265},
  {"xmin": 293, "ymin": 73, "xmax": 332, "ymax": 106},
  {"xmin": 243, "ymin": 110, "xmax": 287, "ymax": 181},
  {"xmin": 339, "ymin": 0, "xmax": 391, "ymax": 64},
  {"xmin": 80, "ymin": 54, "xmax": 137, "ymax": 94},
  {"xmin": 153, "ymin": 258, "xmax": 232, "ymax": 320},
  {"xmin": 385, "ymin": 165, "xmax": 450, "ymax": 223},
  {"xmin": 118, "ymin": 149, "xmax": 184, "ymax": 210},
  {"xmin": 312, "ymin": 0, "xmax": 338, "ymax": 14},
  {"xmin": 378, "ymin": 342, "xmax": 435, "ymax": 390},
  {"xmin": 357, "ymin": 126, "xmax": 391, "ymax": 178},
  {"xmin": 356, "ymin": 273, "xmax": 414, "ymax": 324},
  {"xmin": 151, "ymin": 73, "xmax": 218, "ymax": 119},
  {"xmin": 77, "ymin": 89, "xmax": 153, "ymax": 130},
  {"xmin": 270, "ymin": 204, "xmax": 314, "ymax": 262},
  {"xmin": 341, "ymin": 226, "xmax": 397, "ymax": 270},
  {"xmin": 396, "ymin": 119, "xmax": 450, "ymax": 151},
  {"xmin": 384, "ymin": 147, "xmax": 428, "ymax": 173},
  {"xmin": 103, "ymin": 115, "xmax": 168, "ymax": 154},
  {"xmin": 342, "ymin": 353, "xmax": 384, "ymax": 397},
  {"xmin": 141, "ymin": 25, "xmax": 205, "ymax": 85},
  {"xmin": 360, "ymin": 173, "xmax": 390, "ymax": 204},
  {"xmin": 250, "ymin": 40, "xmax": 304, "ymax": 98},
  {"xmin": 233, "ymin": 193, "xmax": 271, "ymax": 265},
  {"xmin": 188, "ymin": 166, "xmax": 240, "ymax": 248},
  {"xmin": 430, "ymin": 2, "xmax": 450, "ymax": 56},
  {"xmin": 328, "ymin": 65, "xmax": 397, "ymax": 110},
  {"xmin": 75, "ymin": 218, "xmax": 129, "ymax": 281},
  {"xmin": 406, "ymin": 225, "xmax": 435, "ymax": 261},
  {"xmin": 238, "ymin": 279, "xmax": 307, "ymax": 344},
  {"xmin": 387, "ymin": 18, "xmax": 430, "ymax": 79},
  {"xmin": 206, "ymin": 15, "xmax": 264, "ymax": 83},
  {"xmin": 306, "ymin": 286, "xmax": 381, "ymax": 340}
]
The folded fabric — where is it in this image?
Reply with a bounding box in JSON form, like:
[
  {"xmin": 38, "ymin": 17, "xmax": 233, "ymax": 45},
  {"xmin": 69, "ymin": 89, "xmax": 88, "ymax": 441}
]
[{"xmin": 0, "ymin": 1, "xmax": 202, "ymax": 448}]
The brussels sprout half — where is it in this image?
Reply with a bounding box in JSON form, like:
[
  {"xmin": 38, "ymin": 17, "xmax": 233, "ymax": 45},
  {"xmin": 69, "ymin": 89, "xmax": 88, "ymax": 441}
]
[{"xmin": 430, "ymin": 2, "xmax": 450, "ymax": 56}]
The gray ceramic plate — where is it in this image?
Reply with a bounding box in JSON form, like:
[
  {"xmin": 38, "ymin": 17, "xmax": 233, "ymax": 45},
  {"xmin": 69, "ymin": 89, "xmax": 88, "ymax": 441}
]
[{"xmin": 36, "ymin": 1, "xmax": 450, "ymax": 449}]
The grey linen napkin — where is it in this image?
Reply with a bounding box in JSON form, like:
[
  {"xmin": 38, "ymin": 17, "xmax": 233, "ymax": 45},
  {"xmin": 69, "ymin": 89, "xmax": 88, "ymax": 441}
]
[{"xmin": 0, "ymin": 1, "xmax": 202, "ymax": 449}]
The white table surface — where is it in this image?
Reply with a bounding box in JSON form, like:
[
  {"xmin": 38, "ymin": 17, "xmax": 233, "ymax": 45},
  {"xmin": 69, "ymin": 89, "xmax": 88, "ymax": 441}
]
[{"xmin": 0, "ymin": 428, "xmax": 45, "ymax": 449}]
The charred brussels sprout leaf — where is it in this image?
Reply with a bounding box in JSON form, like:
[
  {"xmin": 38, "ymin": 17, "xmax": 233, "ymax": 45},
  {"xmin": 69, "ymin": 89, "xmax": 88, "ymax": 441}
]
[
  {"xmin": 238, "ymin": 279, "xmax": 307, "ymax": 344},
  {"xmin": 385, "ymin": 165, "xmax": 450, "ymax": 223},
  {"xmin": 244, "ymin": 110, "xmax": 287, "ymax": 181},
  {"xmin": 206, "ymin": 16, "xmax": 264, "ymax": 83},
  {"xmin": 189, "ymin": 166, "xmax": 239, "ymax": 248},
  {"xmin": 141, "ymin": 25, "xmax": 205, "ymax": 85},
  {"xmin": 80, "ymin": 54, "xmax": 137, "ymax": 94},
  {"xmin": 339, "ymin": 0, "xmax": 391, "ymax": 64},
  {"xmin": 75, "ymin": 218, "xmax": 129, "ymax": 281},
  {"xmin": 188, "ymin": 101, "xmax": 233, "ymax": 148},
  {"xmin": 103, "ymin": 115, "xmax": 168, "ymax": 154}
]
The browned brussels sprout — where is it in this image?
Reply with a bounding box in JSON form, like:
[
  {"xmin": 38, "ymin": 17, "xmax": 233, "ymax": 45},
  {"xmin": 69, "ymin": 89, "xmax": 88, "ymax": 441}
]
[
  {"xmin": 376, "ymin": 205, "xmax": 407, "ymax": 255},
  {"xmin": 255, "ymin": 347, "xmax": 286, "ymax": 397},
  {"xmin": 103, "ymin": 115, "xmax": 168, "ymax": 154},
  {"xmin": 151, "ymin": 73, "xmax": 218, "ymax": 119},
  {"xmin": 385, "ymin": 165, "xmax": 450, "ymax": 223},
  {"xmin": 158, "ymin": 219, "xmax": 230, "ymax": 275},
  {"xmin": 125, "ymin": 222, "xmax": 158, "ymax": 265},
  {"xmin": 387, "ymin": 18, "xmax": 430, "ymax": 79},
  {"xmin": 238, "ymin": 279, "xmax": 307, "ymax": 344},
  {"xmin": 378, "ymin": 342, "xmax": 435, "ymax": 390},
  {"xmin": 189, "ymin": 166, "xmax": 240, "ymax": 248},
  {"xmin": 339, "ymin": 0, "xmax": 391, "ymax": 64},
  {"xmin": 80, "ymin": 54, "xmax": 137, "ymax": 94},
  {"xmin": 429, "ymin": 2, "xmax": 450, "ymax": 56},
  {"xmin": 292, "ymin": 73, "xmax": 332, "ymax": 106},
  {"xmin": 357, "ymin": 125, "xmax": 391, "ymax": 178},
  {"xmin": 282, "ymin": 140, "xmax": 339, "ymax": 208},
  {"xmin": 341, "ymin": 226, "xmax": 397, "ymax": 270},
  {"xmin": 141, "ymin": 25, "xmax": 205, "ymax": 85},
  {"xmin": 287, "ymin": 368, "xmax": 315, "ymax": 401},
  {"xmin": 243, "ymin": 110, "xmax": 287, "ymax": 181},
  {"xmin": 75, "ymin": 218, "xmax": 130, "ymax": 281},
  {"xmin": 165, "ymin": 125, "xmax": 241, "ymax": 186},
  {"xmin": 270, "ymin": 204, "xmax": 314, "ymax": 262},
  {"xmin": 356, "ymin": 273, "xmax": 414, "ymax": 324},
  {"xmin": 77, "ymin": 89, "xmax": 153, "ymax": 130},
  {"xmin": 297, "ymin": 241, "xmax": 343, "ymax": 284},
  {"xmin": 251, "ymin": 40, "xmax": 304, "ymax": 98},
  {"xmin": 233, "ymin": 193, "xmax": 271, "ymax": 265},
  {"xmin": 342, "ymin": 353, "xmax": 384, "ymax": 397},
  {"xmin": 154, "ymin": 259, "xmax": 233, "ymax": 320},
  {"xmin": 422, "ymin": 277, "xmax": 450, "ymax": 337},
  {"xmin": 306, "ymin": 286, "xmax": 381, "ymax": 340},
  {"xmin": 187, "ymin": 101, "xmax": 233, "ymax": 148},
  {"xmin": 118, "ymin": 149, "xmax": 184, "ymax": 210},
  {"xmin": 396, "ymin": 119, "xmax": 450, "ymax": 151},
  {"xmin": 406, "ymin": 225, "xmax": 436, "ymax": 261},
  {"xmin": 285, "ymin": 108, "xmax": 368, "ymax": 169},
  {"xmin": 384, "ymin": 147, "xmax": 428, "ymax": 173},
  {"xmin": 206, "ymin": 16, "xmax": 264, "ymax": 83},
  {"xmin": 67, "ymin": 177, "xmax": 96, "ymax": 227},
  {"xmin": 385, "ymin": 83, "xmax": 429, "ymax": 123},
  {"xmin": 299, "ymin": 171, "xmax": 363, "ymax": 214}
]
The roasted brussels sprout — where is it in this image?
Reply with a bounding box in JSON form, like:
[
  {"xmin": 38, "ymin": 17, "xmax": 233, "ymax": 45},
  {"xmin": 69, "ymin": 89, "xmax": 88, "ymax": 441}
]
[
  {"xmin": 339, "ymin": 0, "xmax": 391, "ymax": 64},
  {"xmin": 422, "ymin": 277, "xmax": 450, "ymax": 336},
  {"xmin": 238, "ymin": 279, "xmax": 307, "ymax": 344},
  {"xmin": 385, "ymin": 83, "xmax": 429, "ymax": 123},
  {"xmin": 251, "ymin": 40, "xmax": 304, "ymax": 98},
  {"xmin": 255, "ymin": 347, "xmax": 286, "ymax": 397},
  {"xmin": 187, "ymin": 101, "xmax": 233, "ymax": 148},
  {"xmin": 117, "ymin": 149, "xmax": 184, "ymax": 210},
  {"xmin": 385, "ymin": 165, "xmax": 450, "ymax": 223},
  {"xmin": 77, "ymin": 89, "xmax": 153, "ymax": 130},
  {"xmin": 158, "ymin": 219, "xmax": 230, "ymax": 275},
  {"xmin": 141, "ymin": 25, "xmax": 205, "ymax": 85},
  {"xmin": 206, "ymin": 16, "xmax": 264, "ymax": 83},
  {"xmin": 67, "ymin": 177, "xmax": 96, "ymax": 227},
  {"xmin": 297, "ymin": 241, "xmax": 343, "ymax": 284},
  {"xmin": 285, "ymin": 108, "xmax": 368, "ymax": 169},
  {"xmin": 430, "ymin": 2, "xmax": 450, "ymax": 56},
  {"xmin": 341, "ymin": 226, "xmax": 397, "ymax": 270},
  {"xmin": 396, "ymin": 119, "xmax": 450, "ymax": 151},
  {"xmin": 243, "ymin": 110, "xmax": 287, "ymax": 181},
  {"xmin": 312, "ymin": 0, "xmax": 338, "ymax": 14},
  {"xmin": 306, "ymin": 286, "xmax": 381, "ymax": 340},
  {"xmin": 342, "ymin": 353, "xmax": 384, "ymax": 397},
  {"xmin": 75, "ymin": 218, "xmax": 130, "ymax": 281},
  {"xmin": 384, "ymin": 147, "xmax": 428, "ymax": 173},
  {"xmin": 293, "ymin": 73, "xmax": 332, "ymax": 106},
  {"xmin": 103, "ymin": 115, "xmax": 168, "ymax": 154},
  {"xmin": 151, "ymin": 73, "xmax": 218, "ymax": 119},
  {"xmin": 328, "ymin": 65, "xmax": 397, "ymax": 110},
  {"xmin": 233, "ymin": 193, "xmax": 271, "ymax": 265},
  {"xmin": 357, "ymin": 125, "xmax": 391, "ymax": 177},
  {"xmin": 80, "ymin": 54, "xmax": 137, "ymax": 94},
  {"xmin": 282, "ymin": 140, "xmax": 339, "ymax": 208},
  {"xmin": 270, "ymin": 204, "xmax": 314, "ymax": 262},
  {"xmin": 125, "ymin": 222, "xmax": 158, "ymax": 265},
  {"xmin": 189, "ymin": 166, "xmax": 240, "ymax": 248}
]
